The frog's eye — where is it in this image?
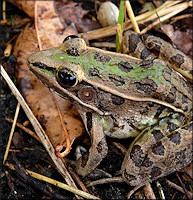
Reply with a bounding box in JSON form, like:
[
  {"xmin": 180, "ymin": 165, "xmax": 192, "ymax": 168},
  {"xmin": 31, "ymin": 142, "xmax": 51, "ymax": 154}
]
[
  {"xmin": 63, "ymin": 35, "xmax": 79, "ymax": 43},
  {"xmin": 56, "ymin": 68, "xmax": 77, "ymax": 87}
]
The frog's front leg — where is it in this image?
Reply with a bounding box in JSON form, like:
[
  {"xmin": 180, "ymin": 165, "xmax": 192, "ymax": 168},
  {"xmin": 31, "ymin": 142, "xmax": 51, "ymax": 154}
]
[{"xmin": 75, "ymin": 112, "xmax": 108, "ymax": 176}]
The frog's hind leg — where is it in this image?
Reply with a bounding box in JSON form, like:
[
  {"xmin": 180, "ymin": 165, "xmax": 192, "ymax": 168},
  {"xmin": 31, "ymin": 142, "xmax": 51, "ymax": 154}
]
[
  {"xmin": 74, "ymin": 113, "xmax": 108, "ymax": 176},
  {"xmin": 122, "ymin": 117, "xmax": 192, "ymax": 187}
]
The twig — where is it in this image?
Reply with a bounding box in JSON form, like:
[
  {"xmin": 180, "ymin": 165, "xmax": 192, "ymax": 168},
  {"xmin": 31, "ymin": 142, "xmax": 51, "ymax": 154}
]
[
  {"xmin": 156, "ymin": 181, "xmax": 165, "ymax": 199},
  {"xmin": 125, "ymin": 0, "xmax": 140, "ymax": 33},
  {"xmin": 5, "ymin": 171, "xmax": 18, "ymax": 200},
  {"xmin": 140, "ymin": 2, "xmax": 192, "ymax": 34},
  {"xmin": 87, "ymin": 176, "xmax": 123, "ymax": 187},
  {"xmin": 176, "ymin": 172, "xmax": 192, "ymax": 200},
  {"xmin": 166, "ymin": 179, "xmax": 193, "ymax": 198},
  {"xmin": 6, "ymin": 162, "xmax": 100, "ymax": 199},
  {"xmin": 3, "ymin": 103, "xmax": 20, "ymax": 164},
  {"xmin": 78, "ymin": 1, "xmax": 192, "ymax": 40},
  {"xmin": 5, "ymin": 118, "xmax": 41, "ymax": 143}
]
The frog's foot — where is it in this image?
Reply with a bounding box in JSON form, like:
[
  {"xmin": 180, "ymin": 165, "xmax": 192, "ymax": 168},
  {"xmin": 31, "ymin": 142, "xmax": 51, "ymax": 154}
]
[{"xmin": 74, "ymin": 116, "xmax": 108, "ymax": 176}]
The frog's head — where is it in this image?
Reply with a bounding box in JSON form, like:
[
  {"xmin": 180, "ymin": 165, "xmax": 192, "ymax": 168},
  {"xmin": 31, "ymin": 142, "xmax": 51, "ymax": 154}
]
[{"xmin": 27, "ymin": 36, "xmax": 107, "ymax": 115}]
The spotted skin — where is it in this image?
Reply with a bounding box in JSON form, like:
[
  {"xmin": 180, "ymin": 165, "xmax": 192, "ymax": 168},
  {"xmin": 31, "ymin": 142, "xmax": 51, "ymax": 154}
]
[
  {"xmin": 28, "ymin": 30, "xmax": 192, "ymax": 190},
  {"xmin": 94, "ymin": 52, "xmax": 111, "ymax": 64},
  {"xmin": 134, "ymin": 78, "xmax": 157, "ymax": 94},
  {"xmin": 108, "ymin": 74, "xmax": 125, "ymax": 86},
  {"xmin": 122, "ymin": 119, "xmax": 192, "ymax": 186}
]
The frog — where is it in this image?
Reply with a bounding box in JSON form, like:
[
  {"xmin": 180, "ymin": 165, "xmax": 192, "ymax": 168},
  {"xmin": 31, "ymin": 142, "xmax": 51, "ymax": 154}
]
[{"xmin": 28, "ymin": 30, "xmax": 192, "ymax": 190}]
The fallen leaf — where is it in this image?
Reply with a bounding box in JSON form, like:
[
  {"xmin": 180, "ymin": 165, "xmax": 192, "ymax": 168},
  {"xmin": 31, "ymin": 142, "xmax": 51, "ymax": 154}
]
[
  {"xmin": 161, "ymin": 22, "xmax": 192, "ymax": 58},
  {"xmin": 55, "ymin": 1, "xmax": 100, "ymax": 32},
  {"xmin": 10, "ymin": 1, "xmax": 35, "ymax": 18}
]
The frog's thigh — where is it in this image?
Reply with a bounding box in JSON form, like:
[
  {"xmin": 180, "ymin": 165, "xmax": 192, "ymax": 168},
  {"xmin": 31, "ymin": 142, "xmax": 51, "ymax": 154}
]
[
  {"xmin": 121, "ymin": 121, "xmax": 192, "ymax": 187},
  {"xmin": 75, "ymin": 114, "xmax": 108, "ymax": 176}
]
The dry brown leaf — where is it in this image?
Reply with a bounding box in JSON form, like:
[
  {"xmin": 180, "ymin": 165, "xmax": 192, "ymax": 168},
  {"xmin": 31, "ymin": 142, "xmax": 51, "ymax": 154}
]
[
  {"xmin": 161, "ymin": 23, "xmax": 192, "ymax": 58},
  {"xmin": 10, "ymin": 1, "xmax": 35, "ymax": 18},
  {"xmin": 55, "ymin": 1, "xmax": 100, "ymax": 32},
  {"xmin": 180, "ymin": 162, "xmax": 193, "ymax": 182},
  {"xmin": 13, "ymin": 23, "xmax": 84, "ymax": 148},
  {"xmin": 34, "ymin": 1, "xmax": 78, "ymax": 49}
]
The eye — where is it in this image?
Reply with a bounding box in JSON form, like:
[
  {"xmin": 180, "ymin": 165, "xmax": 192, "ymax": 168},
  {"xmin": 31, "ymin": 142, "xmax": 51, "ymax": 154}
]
[
  {"xmin": 56, "ymin": 68, "xmax": 77, "ymax": 87},
  {"xmin": 63, "ymin": 35, "xmax": 79, "ymax": 43}
]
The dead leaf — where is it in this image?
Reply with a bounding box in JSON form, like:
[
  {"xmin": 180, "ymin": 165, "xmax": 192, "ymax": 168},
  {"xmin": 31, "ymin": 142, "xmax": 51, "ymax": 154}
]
[
  {"xmin": 10, "ymin": 1, "xmax": 35, "ymax": 18},
  {"xmin": 161, "ymin": 23, "xmax": 192, "ymax": 58},
  {"xmin": 55, "ymin": 1, "xmax": 100, "ymax": 32},
  {"xmin": 34, "ymin": 1, "xmax": 77, "ymax": 49},
  {"xmin": 180, "ymin": 162, "xmax": 193, "ymax": 182}
]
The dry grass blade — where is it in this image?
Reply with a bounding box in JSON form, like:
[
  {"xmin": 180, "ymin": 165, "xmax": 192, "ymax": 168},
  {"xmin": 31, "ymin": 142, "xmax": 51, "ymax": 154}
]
[
  {"xmin": 34, "ymin": 1, "xmax": 42, "ymax": 51},
  {"xmin": 87, "ymin": 177, "xmax": 123, "ymax": 187},
  {"xmin": 0, "ymin": 65, "xmax": 80, "ymax": 197},
  {"xmin": 166, "ymin": 179, "xmax": 193, "ymax": 198},
  {"xmin": 79, "ymin": 1, "xmax": 192, "ymax": 40},
  {"xmin": 156, "ymin": 181, "xmax": 165, "ymax": 199},
  {"xmin": 3, "ymin": 102, "xmax": 20, "ymax": 164},
  {"xmin": 140, "ymin": 1, "xmax": 192, "ymax": 34},
  {"xmin": 6, "ymin": 162, "xmax": 100, "ymax": 199},
  {"xmin": 125, "ymin": 0, "xmax": 140, "ymax": 33},
  {"xmin": 5, "ymin": 118, "xmax": 41, "ymax": 143}
]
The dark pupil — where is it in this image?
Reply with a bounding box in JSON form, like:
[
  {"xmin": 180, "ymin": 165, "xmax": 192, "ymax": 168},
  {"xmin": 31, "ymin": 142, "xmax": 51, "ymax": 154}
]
[{"xmin": 57, "ymin": 71, "xmax": 76, "ymax": 87}]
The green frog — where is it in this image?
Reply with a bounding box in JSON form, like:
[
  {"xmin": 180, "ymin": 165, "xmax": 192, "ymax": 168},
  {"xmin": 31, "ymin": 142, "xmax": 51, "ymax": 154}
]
[{"xmin": 28, "ymin": 31, "xmax": 192, "ymax": 189}]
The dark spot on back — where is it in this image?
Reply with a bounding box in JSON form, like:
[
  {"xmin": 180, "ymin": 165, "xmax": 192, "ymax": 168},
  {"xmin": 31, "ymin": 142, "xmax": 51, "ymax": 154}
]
[
  {"xmin": 162, "ymin": 67, "xmax": 172, "ymax": 82},
  {"xmin": 151, "ymin": 166, "xmax": 162, "ymax": 179},
  {"xmin": 89, "ymin": 68, "xmax": 100, "ymax": 77},
  {"xmin": 108, "ymin": 74, "xmax": 125, "ymax": 86},
  {"xmin": 148, "ymin": 102, "xmax": 155, "ymax": 107},
  {"xmin": 142, "ymin": 155, "xmax": 153, "ymax": 167},
  {"xmin": 139, "ymin": 60, "xmax": 154, "ymax": 69},
  {"xmin": 167, "ymin": 122, "xmax": 179, "ymax": 132},
  {"xmin": 140, "ymin": 48, "xmax": 153, "ymax": 60},
  {"xmin": 141, "ymin": 35, "xmax": 162, "ymax": 57},
  {"xmin": 151, "ymin": 129, "xmax": 164, "ymax": 142},
  {"xmin": 94, "ymin": 52, "xmax": 111, "ymax": 64},
  {"xmin": 165, "ymin": 86, "xmax": 177, "ymax": 103},
  {"xmin": 130, "ymin": 144, "xmax": 144, "ymax": 168},
  {"xmin": 152, "ymin": 142, "xmax": 165, "ymax": 156},
  {"xmin": 134, "ymin": 78, "xmax": 157, "ymax": 94},
  {"xmin": 169, "ymin": 54, "xmax": 185, "ymax": 68},
  {"xmin": 168, "ymin": 131, "xmax": 181, "ymax": 145},
  {"xmin": 111, "ymin": 94, "xmax": 125, "ymax": 105},
  {"xmin": 118, "ymin": 61, "xmax": 133, "ymax": 72},
  {"xmin": 129, "ymin": 33, "xmax": 140, "ymax": 53}
]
